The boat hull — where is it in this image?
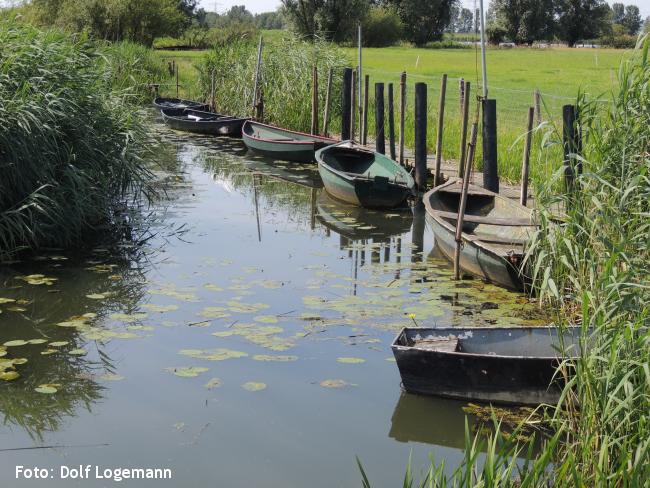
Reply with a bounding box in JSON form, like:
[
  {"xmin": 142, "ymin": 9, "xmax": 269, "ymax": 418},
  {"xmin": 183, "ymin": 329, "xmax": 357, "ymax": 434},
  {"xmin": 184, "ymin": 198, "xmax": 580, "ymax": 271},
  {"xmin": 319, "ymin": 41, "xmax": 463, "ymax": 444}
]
[
  {"xmin": 161, "ymin": 110, "xmax": 247, "ymax": 137},
  {"xmin": 392, "ymin": 327, "xmax": 582, "ymax": 406},
  {"xmin": 153, "ymin": 97, "xmax": 209, "ymax": 111},
  {"xmin": 244, "ymin": 137, "xmax": 319, "ymax": 163},
  {"xmin": 426, "ymin": 212, "xmax": 523, "ymax": 290}
]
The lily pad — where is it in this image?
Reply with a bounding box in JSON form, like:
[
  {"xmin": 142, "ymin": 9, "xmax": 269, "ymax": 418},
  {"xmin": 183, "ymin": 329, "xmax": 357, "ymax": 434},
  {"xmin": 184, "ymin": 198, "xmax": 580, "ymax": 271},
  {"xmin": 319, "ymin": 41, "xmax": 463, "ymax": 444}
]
[
  {"xmin": 110, "ymin": 312, "xmax": 148, "ymax": 323},
  {"xmin": 48, "ymin": 341, "xmax": 69, "ymax": 347},
  {"xmin": 0, "ymin": 298, "xmax": 16, "ymax": 304},
  {"xmin": 179, "ymin": 348, "xmax": 248, "ymax": 361},
  {"xmin": 319, "ymin": 379, "xmax": 350, "ymax": 389},
  {"xmin": 253, "ymin": 315, "xmax": 279, "ymax": 324},
  {"xmin": 198, "ymin": 307, "xmax": 230, "ymax": 319},
  {"xmin": 142, "ymin": 304, "xmax": 179, "ymax": 313},
  {"xmin": 86, "ymin": 293, "xmax": 108, "ymax": 300},
  {"xmin": 252, "ymin": 355, "xmax": 298, "ymax": 362},
  {"xmin": 27, "ymin": 339, "xmax": 47, "ymax": 345},
  {"xmin": 0, "ymin": 371, "xmax": 20, "ymax": 381},
  {"xmin": 3, "ymin": 340, "xmax": 28, "ymax": 347},
  {"xmin": 242, "ymin": 382, "xmax": 267, "ymax": 392},
  {"xmin": 337, "ymin": 357, "xmax": 366, "ymax": 364},
  {"xmin": 166, "ymin": 366, "xmax": 209, "ymax": 378},
  {"xmin": 35, "ymin": 384, "xmax": 59, "ymax": 394},
  {"xmin": 69, "ymin": 348, "xmax": 88, "ymax": 356},
  {"xmin": 204, "ymin": 377, "xmax": 222, "ymax": 389},
  {"xmin": 99, "ymin": 373, "xmax": 125, "ymax": 381}
]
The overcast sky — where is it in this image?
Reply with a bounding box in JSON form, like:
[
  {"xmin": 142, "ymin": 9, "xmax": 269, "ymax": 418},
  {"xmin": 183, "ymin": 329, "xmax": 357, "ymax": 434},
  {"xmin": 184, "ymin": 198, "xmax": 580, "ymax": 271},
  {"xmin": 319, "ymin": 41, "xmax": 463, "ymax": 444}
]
[{"xmin": 200, "ymin": 0, "xmax": 650, "ymax": 17}]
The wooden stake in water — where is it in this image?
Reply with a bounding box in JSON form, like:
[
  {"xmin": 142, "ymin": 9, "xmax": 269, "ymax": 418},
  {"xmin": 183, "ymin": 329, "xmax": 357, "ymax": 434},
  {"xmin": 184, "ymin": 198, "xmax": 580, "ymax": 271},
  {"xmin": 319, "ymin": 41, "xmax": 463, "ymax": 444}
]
[
  {"xmin": 388, "ymin": 83, "xmax": 396, "ymax": 160},
  {"xmin": 311, "ymin": 66, "xmax": 319, "ymax": 135},
  {"xmin": 252, "ymin": 36, "xmax": 263, "ymax": 115},
  {"xmin": 520, "ymin": 106, "xmax": 534, "ymax": 206},
  {"xmin": 323, "ymin": 68, "xmax": 333, "ymax": 137},
  {"xmin": 375, "ymin": 83, "xmax": 385, "ymax": 154},
  {"xmin": 358, "ymin": 23, "xmax": 363, "ymax": 135},
  {"xmin": 350, "ymin": 69, "xmax": 357, "ymax": 142},
  {"xmin": 454, "ymin": 122, "xmax": 479, "ymax": 280},
  {"xmin": 458, "ymin": 81, "xmax": 471, "ymax": 177},
  {"xmin": 176, "ymin": 64, "xmax": 179, "ymax": 99},
  {"xmin": 414, "ymin": 82, "xmax": 427, "ymax": 192},
  {"xmin": 362, "ymin": 75, "xmax": 369, "ymax": 145},
  {"xmin": 341, "ymin": 68, "xmax": 352, "ymax": 140},
  {"xmin": 434, "ymin": 74, "xmax": 448, "ymax": 187},
  {"xmin": 399, "ymin": 72, "xmax": 406, "ymax": 165}
]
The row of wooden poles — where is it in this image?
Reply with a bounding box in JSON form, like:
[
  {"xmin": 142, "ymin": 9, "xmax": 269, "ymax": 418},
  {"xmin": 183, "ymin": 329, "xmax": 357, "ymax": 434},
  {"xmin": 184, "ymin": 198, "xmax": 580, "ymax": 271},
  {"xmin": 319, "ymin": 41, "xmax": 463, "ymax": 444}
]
[{"xmin": 300, "ymin": 66, "xmax": 582, "ymax": 206}]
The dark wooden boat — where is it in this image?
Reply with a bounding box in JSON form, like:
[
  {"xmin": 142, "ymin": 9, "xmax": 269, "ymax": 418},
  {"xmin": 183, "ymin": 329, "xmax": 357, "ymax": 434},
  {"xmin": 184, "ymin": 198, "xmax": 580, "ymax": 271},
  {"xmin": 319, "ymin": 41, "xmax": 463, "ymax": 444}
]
[
  {"xmin": 160, "ymin": 108, "xmax": 248, "ymax": 137},
  {"xmin": 316, "ymin": 191, "xmax": 412, "ymax": 240},
  {"xmin": 153, "ymin": 97, "xmax": 210, "ymax": 111},
  {"xmin": 242, "ymin": 121, "xmax": 337, "ymax": 163},
  {"xmin": 316, "ymin": 141, "xmax": 415, "ymax": 208},
  {"xmin": 424, "ymin": 179, "xmax": 537, "ymax": 290},
  {"xmin": 392, "ymin": 326, "xmax": 585, "ymax": 405}
]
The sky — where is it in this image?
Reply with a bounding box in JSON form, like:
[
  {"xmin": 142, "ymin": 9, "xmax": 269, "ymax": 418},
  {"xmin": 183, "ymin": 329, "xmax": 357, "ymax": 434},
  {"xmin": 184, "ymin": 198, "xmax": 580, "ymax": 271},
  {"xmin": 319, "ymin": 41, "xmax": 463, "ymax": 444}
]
[{"xmin": 200, "ymin": 0, "xmax": 650, "ymax": 17}]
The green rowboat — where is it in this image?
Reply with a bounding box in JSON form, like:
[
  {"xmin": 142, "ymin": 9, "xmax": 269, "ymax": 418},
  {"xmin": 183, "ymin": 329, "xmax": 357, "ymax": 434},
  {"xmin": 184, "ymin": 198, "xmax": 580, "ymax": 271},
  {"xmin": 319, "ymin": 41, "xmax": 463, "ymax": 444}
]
[
  {"xmin": 316, "ymin": 141, "xmax": 415, "ymax": 208},
  {"xmin": 242, "ymin": 121, "xmax": 337, "ymax": 163}
]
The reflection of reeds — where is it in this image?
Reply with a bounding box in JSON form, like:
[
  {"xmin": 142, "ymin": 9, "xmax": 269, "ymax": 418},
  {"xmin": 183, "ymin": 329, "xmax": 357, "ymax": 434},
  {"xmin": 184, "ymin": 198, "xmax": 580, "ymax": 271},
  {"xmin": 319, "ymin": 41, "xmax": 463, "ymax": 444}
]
[{"xmin": 0, "ymin": 21, "xmax": 162, "ymax": 259}]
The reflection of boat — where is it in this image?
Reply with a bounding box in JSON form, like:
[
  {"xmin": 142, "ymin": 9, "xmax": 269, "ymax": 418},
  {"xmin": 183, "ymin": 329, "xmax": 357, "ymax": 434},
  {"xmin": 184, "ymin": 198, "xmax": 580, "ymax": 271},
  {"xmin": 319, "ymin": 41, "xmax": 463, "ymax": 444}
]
[
  {"xmin": 389, "ymin": 392, "xmax": 470, "ymax": 449},
  {"xmin": 243, "ymin": 158, "xmax": 323, "ymax": 189},
  {"xmin": 161, "ymin": 108, "xmax": 248, "ymax": 136},
  {"xmin": 392, "ymin": 326, "xmax": 584, "ymax": 405},
  {"xmin": 424, "ymin": 179, "xmax": 536, "ymax": 290},
  {"xmin": 242, "ymin": 121, "xmax": 337, "ymax": 163},
  {"xmin": 316, "ymin": 192, "xmax": 412, "ymax": 240},
  {"xmin": 316, "ymin": 141, "xmax": 415, "ymax": 208},
  {"xmin": 153, "ymin": 97, "xmax": 209, "ymax": 111}
]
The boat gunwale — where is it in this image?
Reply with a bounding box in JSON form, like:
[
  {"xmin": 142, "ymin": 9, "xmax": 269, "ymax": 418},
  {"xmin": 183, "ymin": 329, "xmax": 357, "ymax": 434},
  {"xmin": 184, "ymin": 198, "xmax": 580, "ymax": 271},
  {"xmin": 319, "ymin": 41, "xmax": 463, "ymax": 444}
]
[
  {"xmin": 391, "ymin": 326, "xmax": 584, "ymax": 361},
  {"xmin": 243, "ymin": 120, "xmax": 338, "ymax": 147},
  {"xmin": 160, "ymin": 109, "xmax": 248, "ymax": 125}
]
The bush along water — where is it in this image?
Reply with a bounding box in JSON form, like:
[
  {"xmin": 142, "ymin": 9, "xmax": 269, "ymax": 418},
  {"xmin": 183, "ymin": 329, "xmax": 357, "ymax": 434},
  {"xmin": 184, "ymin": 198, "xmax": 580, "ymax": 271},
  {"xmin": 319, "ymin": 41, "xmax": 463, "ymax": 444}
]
[
  {"xmin": 0, "ymin": 21, "xmax": 158, "ymax": 259},
  {"xmin": 198, "ymin": 36, "xmax": 348, "ymax": 135},
  {"xmin": 358, "ymin": 35, "xmax": 650, "ymax": 487}
]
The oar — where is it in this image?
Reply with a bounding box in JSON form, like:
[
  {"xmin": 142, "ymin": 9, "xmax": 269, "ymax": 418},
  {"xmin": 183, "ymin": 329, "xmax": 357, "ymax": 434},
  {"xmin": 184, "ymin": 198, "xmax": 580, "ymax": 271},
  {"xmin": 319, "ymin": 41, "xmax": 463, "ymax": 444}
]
[{"xmin": 454, "ymin": 122, "xmax": 479, "ymax": 280}]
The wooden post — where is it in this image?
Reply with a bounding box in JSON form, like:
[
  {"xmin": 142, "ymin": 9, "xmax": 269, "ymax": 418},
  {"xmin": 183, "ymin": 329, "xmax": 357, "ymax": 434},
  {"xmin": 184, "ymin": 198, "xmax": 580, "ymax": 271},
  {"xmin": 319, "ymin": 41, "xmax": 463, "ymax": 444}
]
[
  {"xmin": 399, "ymin": 72, "xmax": 406, "ymax": 165},
  {"xmin": 414, "ymin": 82, "xmax": 427, "ymax": 192},
  {"xmin": 358, "ymin": 24, "xmax": 363, "ymax": 138},
  {"xmin": 534, "ymin": 89, "xmax": 542, "ymax": 125},
  {"xmin": 252, "ymin": 36, "xmax": 263, "ymax": 114},
  {"xmin": 362, "ymin": 75, "xmax": 369, "ymax": 145},
  {"xmin": 311, "ymin": 66, "xmax": 319, "ymax": 135},
  {"xmin": 388, "ymin": 83, "xmax": 396, "ymax": 160},
  {"xmin": 375, "ymin": 83, "xmax": 385, "ymax": 154},
  {"xmin": 562, "ymin": 104, "xmax": 580, "ymax": 192},
  {"xmin": 323, "ymin": 68, "xmax": 333, "ymax": 137},
  {"xmin": 458, "ymin": 81, "xmax": 471, "ymax": 177},
  {"xmin": 459, "ymin": 78, "xmax": 465, "ymax": 113},
  {"xmin": 454, "ymin": 122, "xmax": 479, "ymax": 280},
  {"xmin": 341, "ymin": 68, "xmax": 352, "ymax": 140},
  {"xmin": 434, "ymin": 74, "xmax": 447, "ymax": 187},
  {"xmin": 520, "ymin": 106, "xmax": 534, "ymax": 206},
  {"xmin": 175, "ymin": 64, "xmax": 179, "ymax": 98},
  {"xmin": 351, "ymin": 69, "xmax": 357, "ymax": 141},
  {"xmin": 210, "ymin": 70, "xmax": 216, "ymax": 112},
  {"xmin": 482, "ymin": 99, "xmax": 499, "ymax": 193}
]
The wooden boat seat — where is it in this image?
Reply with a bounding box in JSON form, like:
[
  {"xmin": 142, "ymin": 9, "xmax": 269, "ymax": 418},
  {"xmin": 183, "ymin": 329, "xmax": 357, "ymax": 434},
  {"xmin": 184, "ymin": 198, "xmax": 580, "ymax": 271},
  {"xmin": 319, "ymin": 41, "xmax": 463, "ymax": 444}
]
[
  {"xmin": 431, "ymin": 209, "xmax": 536, "ymax": 227},
  {"xmin": 413, "ymin": 337, "xmax": 459, "ymax": 353}
]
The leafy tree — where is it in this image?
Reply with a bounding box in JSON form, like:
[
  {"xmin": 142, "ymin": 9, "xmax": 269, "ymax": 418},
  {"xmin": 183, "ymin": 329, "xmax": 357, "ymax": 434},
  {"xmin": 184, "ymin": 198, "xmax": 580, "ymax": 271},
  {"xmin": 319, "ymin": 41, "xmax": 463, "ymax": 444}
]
[
  {"xmin": 621, "ymin": 5, "xmax": 642, "ymax": 35},
  {"xmin": 281, "ymin": 0, "xmax": 368, "ymax": 42},
  {"xmin": 388, "ymin": 0, "xmax": 456, "ymax": 46},
  {"xmin": 458, "ymin": 8, "xmax": 473, "ymax": 33},
  {"xmin": 611, "ymin": 2, "xmax": 625, "ymax": 24},
  {"xmin": 491, "ymin": 0, "xmax": 554, "ymax": 45},
  {"xmin": 254, "ymin": 11, "xmax": 286, "ymax": 30},
  {"xmin": 555, "ymin": 0, "xmax": 610, "ymax": 47},
  {"xmin": 644, "ymin": 16, "xmax": 650, "ymax": 34},
  {"xmin": 362, "ymin": 6, "xmax": 402, "ymax": 46}
]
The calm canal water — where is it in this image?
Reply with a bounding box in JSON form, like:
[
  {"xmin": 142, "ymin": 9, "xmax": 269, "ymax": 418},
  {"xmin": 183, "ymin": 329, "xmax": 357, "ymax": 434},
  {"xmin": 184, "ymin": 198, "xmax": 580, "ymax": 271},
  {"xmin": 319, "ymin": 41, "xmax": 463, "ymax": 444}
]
[{"xmin": 0, "ymin": 117, "xmax": 547, "ymax": 487}]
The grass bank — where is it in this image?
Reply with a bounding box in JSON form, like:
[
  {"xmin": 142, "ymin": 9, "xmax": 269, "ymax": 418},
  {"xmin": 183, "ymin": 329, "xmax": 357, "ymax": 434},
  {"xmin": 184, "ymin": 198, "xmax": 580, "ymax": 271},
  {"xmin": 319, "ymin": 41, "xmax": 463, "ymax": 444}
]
[{"xmin": 0, "ymin": 21, "xmax": 164, "ymax": 259}]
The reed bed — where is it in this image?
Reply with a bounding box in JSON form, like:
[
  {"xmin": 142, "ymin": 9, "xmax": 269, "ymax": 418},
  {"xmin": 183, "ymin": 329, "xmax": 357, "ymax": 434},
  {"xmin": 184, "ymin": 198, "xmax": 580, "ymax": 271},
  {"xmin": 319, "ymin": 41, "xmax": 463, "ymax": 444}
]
[
  {"xmin": 0, "ymin": 21, "xmax": 158, "ymax": 259},
  {"xmin": 359, "ymin": 35, "xmax": 650, "ymax": 486},
  {"xmin": 197, "ymin": 38, "xmax": 347, "ymax": 134}
]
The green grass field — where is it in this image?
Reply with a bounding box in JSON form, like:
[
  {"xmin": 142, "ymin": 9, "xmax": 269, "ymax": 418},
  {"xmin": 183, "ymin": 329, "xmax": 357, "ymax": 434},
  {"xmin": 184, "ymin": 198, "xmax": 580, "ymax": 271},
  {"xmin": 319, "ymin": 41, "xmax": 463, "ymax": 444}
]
[{"xmin": 157, "ymin": 42, "xmax": 630, "ymax": 183}]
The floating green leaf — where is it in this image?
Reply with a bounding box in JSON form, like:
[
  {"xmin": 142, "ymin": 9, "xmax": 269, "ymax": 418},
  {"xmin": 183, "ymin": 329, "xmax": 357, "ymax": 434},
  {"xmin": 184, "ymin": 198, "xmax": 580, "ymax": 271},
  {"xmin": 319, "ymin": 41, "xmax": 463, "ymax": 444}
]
[
  {"xmin": 253, "ymin": 315, "xmax": 279, "ymax": 324},
  {"xmin": 142, "ymin": 304, "xmax": 179, "ymax": 313},
  {"xmin": 166, "ymin": 366, "xmax": 209, "ymax": 378},
  {"xmin": 320, "ymin": 379, "xmax": 350, "ymax": 388},
  {"xmin": 204, "ymin": 377, "xmax": 222, "ymax": 389},
  {"xmin": 48, "ymin": 341, "xmax": 69, "ymax": 347},
  {"xmin": 27, "ymin": 339, "xmax": 47, "ymax": 345},
  {"xmin": 69, "ymin": 348, "xmax": 87, "ymax": 356},
  {"xmin": 0, "ymin": 371, "xmax": 19, "ymax": 381},
  {"xmin": 337, "ymin": 357, "xmax": 366, "ymax": 364},
  {"xmin": 100, "ymin": 373, "xmax": 125, "ymax": 381},
  {"xmin": 3, "ymin": 340, "xmax": 27, "ymax": 347},
  {"xmin": 252, "ymin": 355, "xmax": 298, "ymax": 362},
  {"xmin": 179, "ymin": 348, "xmax": 248, "ymax": 361},
  {"xmin": 35, "ymin": 384, "xmax": 59, "ymax": 394},
  {"xmin": 242, "ymin": 381, "xmax": 266, "ymax": 391}
]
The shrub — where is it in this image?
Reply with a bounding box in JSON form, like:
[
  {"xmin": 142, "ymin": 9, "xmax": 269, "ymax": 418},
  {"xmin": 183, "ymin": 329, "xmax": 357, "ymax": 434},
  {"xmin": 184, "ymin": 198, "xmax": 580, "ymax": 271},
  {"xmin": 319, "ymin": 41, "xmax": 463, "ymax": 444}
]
[
  {"xmin": 486, "ymin": 24, "xmax": 508, "ymax": 45},
  {"xmin": 361, "ymin": 7, "xmax": 403, "ymax": 47}
]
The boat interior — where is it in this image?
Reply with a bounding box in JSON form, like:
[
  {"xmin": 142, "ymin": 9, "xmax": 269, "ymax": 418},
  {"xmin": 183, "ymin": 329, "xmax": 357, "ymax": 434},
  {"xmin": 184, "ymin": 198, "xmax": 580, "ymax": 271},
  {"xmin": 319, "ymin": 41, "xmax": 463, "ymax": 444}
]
[{"xmin": 397, "ymin": 327, "xmax": 585, "ymax": 358}]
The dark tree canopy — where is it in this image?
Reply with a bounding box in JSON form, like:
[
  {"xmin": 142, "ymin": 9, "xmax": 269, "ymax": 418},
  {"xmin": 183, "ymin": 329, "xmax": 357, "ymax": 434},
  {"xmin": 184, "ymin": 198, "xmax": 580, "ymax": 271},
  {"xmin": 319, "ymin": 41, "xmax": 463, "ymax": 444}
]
[
  {"xmin": 491, "ymin": 0, "xmax": 554, "ymax": 44},
  {"xmin": 281, "ymin": 0, "xmax": 368, "ymax": 42},
  {"xmin": 555, "ymin": 0, "xmax": 611, "ymax": 47},
  {"xmin": 388, "ymin": 0, "xmax": 456, "ymax": 46},
  {"xmin": 621, "ymin": 5, "xmax": 642, "ymax": 35}
]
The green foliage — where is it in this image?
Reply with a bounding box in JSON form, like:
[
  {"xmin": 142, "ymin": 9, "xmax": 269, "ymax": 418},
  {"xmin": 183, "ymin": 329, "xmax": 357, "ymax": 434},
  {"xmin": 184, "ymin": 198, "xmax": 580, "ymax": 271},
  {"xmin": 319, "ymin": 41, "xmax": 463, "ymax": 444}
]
[
  {"xmin": 486, "ymin": 23, "xmax": 508, "ymax": 44},
  {"xmin": 390, "ymin": 0, "xmax": 456, "ymax": 46},
  {"xmin": 0, "ymin": 21, "xmax": 154, "ymax": 258},
  {"xmin": 621, "ymin": 5, "xmax": 642, "ymax": 34},
  {"xmin": 361, "ymin": 7, "xmax": 403, "ymax": 48},
  {"xmin": 491, "ymin": 0, "xmax": 555, "ymax": 45},
  {"xmin": 555, "ymin": 0, "xmax": 611, "ymax": 47},
  {"xmin": 281, "ymin": 0, "xmax": 368, "ymax": 42},
  {"xmin": 600, "ymin": 24, "xmax": 638, "ymax": 48},
  {"xmin": 197, "ymin": 37, "xmax": 347, "ymax": 133}
]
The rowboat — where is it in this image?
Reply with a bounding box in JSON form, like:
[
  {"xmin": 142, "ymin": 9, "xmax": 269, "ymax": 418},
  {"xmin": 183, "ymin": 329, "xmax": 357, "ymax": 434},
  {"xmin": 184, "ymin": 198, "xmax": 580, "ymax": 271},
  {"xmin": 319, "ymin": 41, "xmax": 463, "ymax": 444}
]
[
  {"xmin": 242, "ymin": 121, "xmax": 337, "ymax": 163},
  {"xmin": 423, "ymin": 179, "xmax": 537, "ymax": 290},
  {"xmin": 392, "ymin": 326, "xmax": 585, "ymax": 405},
  {"xmin": 161, "ymin": 108, "xmax": 248, "ymax": 136},
  {"xmin": 316, "ymin": 192, "xmax": 412, "ymax": 240},
  {"xmin": 316, "ymin": 141, "xmax": 415, "ymax": 208},
  {"xmin": 153, "ymin": 97, "xmax": 210, "ymax": 111}
]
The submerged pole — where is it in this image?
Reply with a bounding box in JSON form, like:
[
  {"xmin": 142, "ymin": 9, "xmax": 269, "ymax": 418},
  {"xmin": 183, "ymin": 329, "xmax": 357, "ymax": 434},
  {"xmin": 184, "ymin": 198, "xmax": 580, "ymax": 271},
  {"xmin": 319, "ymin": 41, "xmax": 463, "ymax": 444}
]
[
  {"xmin": 434, "ymin": 74, "xmax": 448, "ymax": 187},
  {"xmin": 341, "ymin": 68, "xmax": 352, "ymax": 140},
  {"xmin": 414, "ymin": 82, "xmax": 427, "ymax": 192},
  {"xmin": 375, "ymin": 83, "xmax": 385, "ymax": 154},
  {"xmin": 388, "ymin": 83, "xmax": 396, "ymax": 160},
  {"xmin": 454, "ymin": 122, "xmax": 479, "ymax": 280}
]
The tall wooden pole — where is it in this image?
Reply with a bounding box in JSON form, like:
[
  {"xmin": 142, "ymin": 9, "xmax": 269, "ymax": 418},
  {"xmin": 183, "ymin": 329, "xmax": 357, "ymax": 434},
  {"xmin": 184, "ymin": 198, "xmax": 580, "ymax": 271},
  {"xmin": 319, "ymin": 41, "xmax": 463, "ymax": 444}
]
[
  {"xmin": 388, "ymin": 83, "xmax": 396, "ymax": 160},
  {"xmin": 252, "ymin": 36, "xmax": 263, "ymax": 114},
  {"xmin": 210, "ymin": 70, "xmax": 216, "ymax": 112},
  {"xmin": 414, "ymin": 82, "xmax": 427, "ymax": 192},
  {"xmin": 323, "ymin": 68, "xmax": 333, "ymax": 137},
  {"xmin": 375, "ymin": 83, "xmax": 385, "ymax": 154},
  {"xmin": 351, "ymin": 69, "xmax": 357, "ymax": 142},
  {"xmin": 458, "ymin": 81, "xmax": 471, "ymax": 177},
  {"xmin": 311, "ymin": 66, "xmax": 319, "ymax": 135},
  {"xmin": 341, "ymin": 68, "xmax": 352, "ymax": 140},
  {"xmin": 176, "ymin": 64, "xmax": 179, "ymax": 98},
  {"xmin": 482, "ymin": 99, "xmax": 499, "ymax": 193},
  {"xmin": 454, "ymin": 122, "xmax": 479, "ymax": 280},
  {"xmin": 434, "ymin": 74, "xmax": 448, "ymax": 187},
  {"xmin": 520, "ymin": 106, "xmax": 534, "ymax": 206},
  {"xmin": 358, "ymin": 23, "xmax": 363, "ymax": 135},
  {"xmin": 399, "ymin": 72, "xmax": 406, "ymax": 165},
  {"xmin": 362, "ymin": 75, "xmax": 369, "ymax": 145}
]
